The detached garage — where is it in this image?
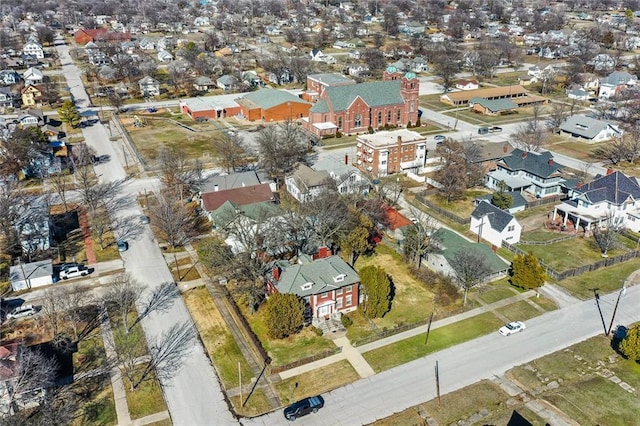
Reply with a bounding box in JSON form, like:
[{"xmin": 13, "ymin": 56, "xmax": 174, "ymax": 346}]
[{"xmin": 10, "ymin": 259, "xmax": 54, "ymax": 291}]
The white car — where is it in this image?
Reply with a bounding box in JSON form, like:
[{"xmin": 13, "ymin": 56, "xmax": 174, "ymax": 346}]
[
  {"xmin": 6, "ymin": 305, "xmax": 37, "ymax": 320},
  {"xmin": 499, "ymin": 321, "xmax": 526, "ymax": 336},
  {"xmin": 59, "ymin": 266, "xmax": 90, "ymax": 280}
]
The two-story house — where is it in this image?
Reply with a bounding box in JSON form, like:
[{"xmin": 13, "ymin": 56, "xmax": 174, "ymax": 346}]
[
  {"xmin": 21, "ymin": 85, "xmax": 44, "ymax": 107},
  {"xmin": 552, "ymin": 170, "xmax": 640, "ymax": 233},
  {"xmin": 304, "ymin": 67, "xmax": 420, "ymax": 137},
  {"xmin": 266, "ymin": 248, "xmax": 361, "ymax": 323},
  {"xmin": 313, "ymin": 155, "xmax": 369, "ymax": 195},
  {"xmin": 22, "ymin": 40, "xmax": 44, "ymax": 59},
  {"xmin": 470, "ymin": 200, "xmax": 522, "ymax": 247},
  {"xmin": 355, "ymin": 129, "xmax": 427, "ymax": 177},
  {"xmin": 285, "ymin": 164, "xmax": 332, "ymax": 203},
  {"xmin": 485, "ymin": 149, "xmax": 565, "ymax": 198},
  {"xmin": 598, "ymin": 71, "xmax": 638, "ymax": 99},
  {"xmin": 22, "ymin": 67, "xmax": 43, "ymax": 85},
  {"xmin": 138, "ymin": 76, "xmax": 160, "ymax": 97}
]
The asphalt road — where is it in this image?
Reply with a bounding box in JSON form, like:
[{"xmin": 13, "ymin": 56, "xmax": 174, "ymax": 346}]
[
  {"xmin": 55, "ymin": 37, "xmax": 237, "ymax": 426},
  {"xmin": 244, "ymin": 284, "xmax": 640, "ymax": 426}
]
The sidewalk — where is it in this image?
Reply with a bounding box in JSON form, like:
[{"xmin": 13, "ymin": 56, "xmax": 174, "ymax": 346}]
[{"xmin": 100, "ymin": 305, "xmax": 131, "ymax": 426}]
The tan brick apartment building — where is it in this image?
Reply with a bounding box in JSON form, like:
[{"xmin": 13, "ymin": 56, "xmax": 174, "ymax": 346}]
[
  {"xmin": 304, "ymin": 67, "xmax": 420, "ymax": 137},
  {"xmin": 355, "ymin": 129, "xmax": 427, "ymax": 176}
]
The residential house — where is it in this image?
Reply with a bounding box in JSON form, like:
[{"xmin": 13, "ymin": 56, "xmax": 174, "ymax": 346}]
[
  {"xmin": 345, "ymin": 63, "xmax": 369, "ymax": 77},
  {"xmin": 22, "ymin": 39, "xmax": 44, "ymax": 59},
  {"xmin": 15, "ymin": 197, "xmax": 51, "ymax": 255},
  {"xmin": 193, "ymin": 76, "xmax": 217, "ymax": 92},
  {"xmin": 9, "ymin": 259, "xmax": 54, "ymax": 291},
  {"xmin": 21, "ymin": 85, "xmax": 44, "ymax": 107},
  {"xmin": 235, "ymin": 88, "xmax": 311, "ymax": 122},
  {"xmin": 400, "ymin": 21, "xmax": 425, "ymax": 35},
  {"xmin": 429, "ymin": 33, "xmax": 446, "ymax": 42},
  {"xmin": 598, "ymin": 71, "xmax": 638, "ymax": 99},
  {"xmin": 566, "ymin": 85, "xmax": 589, "ymax": 100},
  {"xmin": 0, "ymin": 70, "xmax": 20, "ymax": 86},
  {"xmin": 199, "ymin": 183, "xmax": 274, "ymax": 221},
  {"xmin": 241, "ymin": 71, "xmax": 264, "ymax": 88},
  {"xmin": 424, "ymin": 228, "xmax": 509, "ymax": 282},
  {"xmin": 138, "ymin": 38, "xmax": 156, "ymax": 51},
  {"xmin": 470, "ymin": 200, "xmax": 522, "ymax": 247},
  {"xmin": 138, "ymin": 76, "xmax": 160, "ymax": 97},
  {"xmin": 485, "ymin": 149, "xmax": 565, "ymax": 198},
  {"xmin": 73, "ymin": 28, "xmax": 131, "ymax": 45},
  {"xmin": 408, "ymin": 57, "xmax": 429, "ymax": 73},
  {"xmin": 0, "ymin": 87, "xmax": 16, "ymax": 109},
  {"xmin": 305, "ymin": 67, "xmax": 420, "ymax": 137},
  {"xmin": 18, "ymin": 109, "xmax": 43, "ymax": 127},
  {"xmin": 157, "ymin": 50, "xmax": 173, "ymax": 62},
  {"xmin": 199, "ymin": 170, "xmax": 265, "ymax": 194},
  {"xmin": 0, "ymin": 340, "xmax": 48, "ymax": 414},
  {"xmin": 22, "ymin": 67, "xmax": 44, "ymax": 85},
  {"xmin": 285, "ymin": 164, "xmax": 332, "ymax": 203},
  {"xmin": 580, "ymin": 73, "xmax": 600, "ymax": 92},
  {"xmin": 217, "ymin": 75, "xmax": 238, "ymax": 91},
  {"xmin": 552, "ymin": 170, "xmax": 640, "ymax": 233},
  {"xmin": 456, "ymin": 79, "xmax": 480, "ymax": 91},
  {"xmin": 313, "ymin": 155, "xmax": 369, "ymax": 195},
  {"xmin": 194, "ymin": 16, "xmax": 211, "ymax": 26},
  {"xmin": 559, "ymin": 115, "xmax": 622, "ymax": 143},
  {"xmin": 266, "ymin": 249, "xmax": 361, "ymax": 321},
  {"xmin": 588, "ymin": 53, "xmax": 615, "ymax": 72},
  {"xmin": 355, "ymin": 129, "xmax": 427, "ymax": 176},
  {"xmin": 157, "ymin": 36, "xmax": 176, "ymax": 51}
]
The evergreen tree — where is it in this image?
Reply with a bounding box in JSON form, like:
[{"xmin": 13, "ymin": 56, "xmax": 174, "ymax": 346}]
[
  {"xmin": 57, "ymin": 99, "xmax": 81, "ymax": 128},
  {"xmin": 620, "ymin": 325, "xmax": 640, "ymax": 362},
  {"xmin": 359, "ymin": 265, "xmax": 392, "ymax": 318},
  {"xmin": 264, "ymin": 293, "xmax": 305, "ymax": 339},
  {"xmin": 510, "ymin": 253, "xmax": 547, "ymax": 289}
]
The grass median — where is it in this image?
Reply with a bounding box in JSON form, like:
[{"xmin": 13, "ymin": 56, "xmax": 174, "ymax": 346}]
[{"xmin": 362, "ymin": 312, "xmax": 504, "ymax": 373}]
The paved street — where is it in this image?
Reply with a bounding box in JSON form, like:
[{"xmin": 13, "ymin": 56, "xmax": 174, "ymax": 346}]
[
  {"xmin": 55, "ymin": 37, "xmax": 237, "ymax": 426},
  {"xmin": 243, "ymin": 284, "xmax": 640, "ymax": 426}
]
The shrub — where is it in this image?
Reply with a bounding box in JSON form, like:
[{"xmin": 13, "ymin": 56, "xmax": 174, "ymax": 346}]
[
  {"xmin": 367, "ymin": 126, "xmax": 374, "ymax": 134},
  {"xmin": 341, "ymin": 314, "xmax": 353, "ymax": 327},
  {"xmin": 415, "ymin": 118, "xmax": 421, "ymax": 127},
  {"xmin": 311, "ymin": 326, "xmax": 324, "ymax": 336},
  {"xmin": 336, "ymin": 130, "xmax": 342, "ymax": 138},
  {"xmin": 264, "ymin": 293, "xmax": 305, "ymax": 339},
  {"xmin": 406, "ymin": 121, "xmax": 412, "ymax": 128}
]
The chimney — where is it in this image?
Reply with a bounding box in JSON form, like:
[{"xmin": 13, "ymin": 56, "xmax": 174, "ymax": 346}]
[
  {"xmin": 214, "ymin": 184, "xmax": 219, "ymax": 192},
  {"xmin": 502, "ymin": 144, "xmax": 508, "ymax": 153},
  {"xmin": 521, "ymin": 152, "xmax": 528, "ymax": 159},
  {"xmin": 397, "ymin": 136, "xmax": 402, "ymax": 144},
  {"xmin": 345, "ymin": 154, "xmax": 349, "ymax": 165},
  {"xmin": 548, "ymin": 158, "xmax": 553, "ymax": 166},
  {"xmin": 272, "ymin": 265, "xmax": 281, "ymax": 281},
  {"xmin": 313, "ymin": 246, "xmax": 330, "ymax": 260},
  {"xmin": 607, "ymin": 168, "xmax": 614, "ymax": 175}
]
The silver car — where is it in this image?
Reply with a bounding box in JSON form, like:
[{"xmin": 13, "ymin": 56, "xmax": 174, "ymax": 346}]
[{"xmin": 6, "ymin": 305, "xmax": 37, "ymax": 320}]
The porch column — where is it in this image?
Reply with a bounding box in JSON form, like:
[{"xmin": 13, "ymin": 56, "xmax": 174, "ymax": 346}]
[
  {"xmin": 562, "ymin": 212, "xmax": 568, "ymax": 226},
  {"xmin": 552, "ymin": 207, "xmax": 558, "ymax": 221}
]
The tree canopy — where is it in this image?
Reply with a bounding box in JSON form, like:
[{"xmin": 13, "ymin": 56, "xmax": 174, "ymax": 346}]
[
  {"xmin": 509, "ymin": 253, "xmax": 546, "ymax": 289},
  {"xmin": 359, "ymin": 265, "xmax": 393, "ymax": 318},
  {"xmin": 57, "ymin": 99, "xmax": 81, "ymax": 128},
  {"xmin": 264, "ymin": 293, "xmax": 305, "ymax": 339},
  {"xmin": 620, "ymin": 325, "xmax": 640, "ymax": 362}
]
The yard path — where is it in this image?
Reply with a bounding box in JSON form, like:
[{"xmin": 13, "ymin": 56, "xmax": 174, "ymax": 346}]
[
  {"xmin": 333, "ymin": 336, "xmax": 375, "ymax": 378},
  {"xmin": 538, "ymin": 283, "xmax": 583, "ymax": 307}
]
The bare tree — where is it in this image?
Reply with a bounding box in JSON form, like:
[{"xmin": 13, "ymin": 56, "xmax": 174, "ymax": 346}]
[
  {"xmin": 402, "ymin": 208, "xmax": 439, "ymax": 268},
  {"xmin": 151, "ymin": 192, "xmax": 202, "ymax": 249},
  {"xmin": 212, "ymin": 131, "xmax": 248, "ymax": 174},
  {"xmin": 59, "ymin": 285, "xmax": 94, "ymax": 341},
  {"xmin": 546, "ymin": 102, "xmax": 569, "ymax": 132},
  {"xmin": 451, "ymin": 249, "xmax": 491, "ymax": 305},
  {"xmin": 301, "ymin": 190, "xmax": 353, "ymax": 247},
  {"xmin": 129, "ymin": 282, "xmax": 179, "ymax": 331},
  {"xmin": 432, "ymin": 46, "xmax": 462, "ymax": 91},
  {"xmin": 46, "ymin": 172, "xmax": 72, "ymax": 212},
  {"xmin": 594, "ymin": 215, "xmax": 623, "ymax": 257},
  {"xmin": 255, "ymin": 121, "xmax": 309, "ymax": 186},
  {"xmin": 157, "ymin": 146, "xmax": 203, "ymax": 200},
  {"xmin": 105, "ymin": 273, "xmax": 145, "ymax": 334},
  {"xmin": 591, "ymin": 137, "xmax": 628, "ymax": 165},
  {"xmin": 40, "ymin": 288, "xmax": 65, "ymax": 337},
  {"xmin": 514, "ymin": 105, "xmax": 550, "ymax": 152}
]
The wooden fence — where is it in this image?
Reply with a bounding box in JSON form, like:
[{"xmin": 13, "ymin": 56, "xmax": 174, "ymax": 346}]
[
  {"xmin": 501, "ymin": 241, "xmax": 640, "ymax": 281},
  {"xmin": 519, "ymin": 234, "xmax": 578, "ymax": 245},
  {"xmin": 525, "ymin": 194, "xmax": 564, "ymax": 209},
  {"xmin": 269, "ymin": 347, "xmax": 343, "ymax": 374},
  {"xmin": 414, "ymin": 194, "xmax": 470, "ymax": 225}
]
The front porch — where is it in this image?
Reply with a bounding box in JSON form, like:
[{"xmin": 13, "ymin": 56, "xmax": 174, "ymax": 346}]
[{"xmin": 312, "ymin": 312, "xmax": 345, "ymax": 334}]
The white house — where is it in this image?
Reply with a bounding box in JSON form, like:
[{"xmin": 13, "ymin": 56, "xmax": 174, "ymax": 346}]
[
  {"xmin": 285, "ymin": 163, "xmax": 332, "ymax": 203},
  {"xmin": 559, "ymin": 115, "xmax": 622, "ymax": 143},
  {"xmin": 9, "ymin": 259, "xmax": 54, "ymax": 291},
  {"xmin": 313, "ymin": 155, "xmax": 369, "ymax": 195},
  {"xmin": 553, "ymin": 171, "xmax": 640, "ymax": 233},
  {"xmin": 138, "ymin": 76, "xmax": 160, "ymax": 97},
  {"xmin": 22, "ymin": 67, "xmax": 43, "ymax": 84},
  {"xmin": 470, "ymin": 200, "xmax": 522, "ymax": 247},
  {"xmin": 157, "ymin": 50, "xmax": 174, "ymax": 62},
  {"xmin": 456, "ymin": 79, "xmax": 479, "ymax": 91},
  {"xmin": 22, "ymin": 40, "xmax": 44, "ymax": 59},
  {"xmin": 598, "ymin": 71, "xmax": 638, "ymax": 99}
]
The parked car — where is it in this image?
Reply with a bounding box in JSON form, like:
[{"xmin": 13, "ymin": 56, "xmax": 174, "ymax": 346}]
[
  {"xmin": 117, "ymin": 240, "xmax": 129, "ymax": 252},
  {"xmin": 434, "ymin": 134, "xmax": 446, "ymax": 142},
  {"xmin": 59, "ymin": 265, "xmax": 90, "ymax": 280},
  {"xmin": 489, "ymin": 126, "xmax": 503, "ymax": 133},
  {"xmin": 147, "ymin": 107, "xmax": 157, "ymax": 113},
  {"xmin": 6, "ymin": 305, "xmax": 37, "ymax": 320},
  {"xmin": 140, "ymin": 215, "xmax": 150, "ymax": 224},
  {"xmin": 499, "ymin": 321, "xmax": 526, "ymax": 336},
  {"xmin": 478, "ymin": 126, "xmax": 489, "ymax": 135},
  {"xmin": 284, "ymin": 395, "xmax": 324, "ymax": 421}
]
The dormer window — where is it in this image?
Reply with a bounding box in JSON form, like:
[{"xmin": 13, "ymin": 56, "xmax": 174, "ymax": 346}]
[
  {"xmin": 333, "ymin": 274, "xmax": 346, "ymax": 283},
  {"xmin": 301, "ymin": 282, "xmax": 313, "ymax": 291}
]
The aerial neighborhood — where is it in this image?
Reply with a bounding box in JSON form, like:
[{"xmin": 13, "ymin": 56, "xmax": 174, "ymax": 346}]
[{"xmin": 1, "ymin": 0, "xmax": 640, "ymax": 424}]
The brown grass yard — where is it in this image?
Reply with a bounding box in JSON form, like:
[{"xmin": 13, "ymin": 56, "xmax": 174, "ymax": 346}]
[
  {"xmin": 125, "ymin": 364, "xmax": 167, "ymax": 420},
  {"xmin": 546, "ymin": 138, "xmax": 604, "ymax": 161},
  {"xmin": 423, "ymin": 188, "xmax": 493, "ymax": 217},
  {"xmin": 229, "ymin": 389, "xmax": 272, "ymax": 418},
  {"xmin": 558, "ymin": 258, "xmax": 640, "ymax": 299},
  {"xmin": 275, "ymin": 360, "xmax": 359, "ymax": 406}
]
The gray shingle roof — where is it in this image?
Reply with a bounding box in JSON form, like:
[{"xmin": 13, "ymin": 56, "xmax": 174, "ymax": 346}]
[
  {"xmin": 577, "ymin": 171, "xmax": 640, "ymax": 205},
  {"xmin": 292, "ymin": 164, "xmax": 331, "ymax": 188},
  {"xmin": 475, "ymin": 191, "xmax": 527, "ymax": 209},
  {"xmin": 469, "ymin": 97, "xmax": 517, "ymax": 112},
  {"xmin": 471, "ymin": 200, "xmax": 515, "ymax": 232},
  {"xmin": 559, "ymin": 115, "xmax": 620, "ymax": 140},
  {"xmin": 274, "ymin": 255, "xmax": 359, "ymax": 297},
  {"xmin": 600, "ymin": 71, "xmax": 637, "ymax": 86},
  {"xmin": 200, "ymin": 171, "xmax": 261, "ymax": 193},
  {"xmin": 307, "ymin": 73, "xmax": 355, "ymax": 86},
  {"xmin": 500, "ymin": 148, "xmax": 564, "ymax": 178},
  {"xmin": 432, "ymin": 229, "xmax": 509, "ymax": 275},
  {"xmin": 310, "ymin": 80, "xmax": 404, "ymax": 113}
]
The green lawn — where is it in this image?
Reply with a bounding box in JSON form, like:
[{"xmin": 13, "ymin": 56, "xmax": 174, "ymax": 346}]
[
  {"xmin": 558, "ymin": 258, "xmax": 640, "ymax": 299},
  {"xmin": 230, "ymin": 388, "xmax": 273, "ymax": 418},
  {"xmin": 476, "ymin": 286, "xmax": 519, "ymax": 305},
  {"xmin": 362, "ymin": 312, "xmax": 504, "ymax": 373},
  {"xmin": 421, "ymin": 188, "xmax": 493, "ymax": 217},
  {"xmin": 183, "ymin": 287, "xmax": 254, "ymax": 388},
  {"xmin": 244, "ymin": 306, "xmax": 335, "ymax": 367},
  {"xmin": 520, "ymin": 230, "xmax": 570, "ymax": 242},
  {"xmin": 508, "ymin": 335, "xmax": 640, "ymax": 425},
  {"xmin": 494, "ymin": 299, "xmax": 544, "ymax": 322},
  {"xmin": 517, "ymin": 236, "xmax": 628, "ymax": 271},
  {"xmin": 73, "ymin": 376, "xmax": 117, "ymax": 426},
  {"xmin": 275, "ymin": 360, "xmax": 360, "ymax": 405},
  {"xmin": 125, "ymin": 365, "xmax": 167, "ymax": 419}
]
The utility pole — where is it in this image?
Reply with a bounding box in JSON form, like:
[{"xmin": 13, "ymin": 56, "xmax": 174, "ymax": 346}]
[
  {"xmin": 424, "ymin": 311, "xmax": 434, "ymax": 346},
  {"xmin": 607, "ymin": 283, "xmax": 627, "ymax": 336},
  {"xmin": 435, "ymin": 361, "xmax": 441, "ymax": 407},
  {"xmin": 589, "ymin": 287, "xmax": 608, "ymax": 335}
]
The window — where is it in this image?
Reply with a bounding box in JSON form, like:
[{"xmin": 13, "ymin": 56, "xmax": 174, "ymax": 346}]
[
  {"xmin": 508, "ymin": 225, "xmax": 515, "ymax": 232},
  {"xmin": 397, "ymin": 109, "xmax": 401, "ymax": 121},
  {"xmin": 321, "ymin": 292, "xmax": 328, "ymax": 298},
  {"xmin": 337, "ymin": 287, "xmax": 343, "ymax": 295},
  {"xmin": 355, "ymin": 113, "xmax": 362, "ymax": 127},
  {"xmin": 345, "ymin": 295, "xmax": 352, "ymax": 306},
  {"xmin": 378, "ymin": 111, "xmax": 382, "ymax": 123},
  {"xmin": 338, "ymin": 117, "xmax": 343, "ymax": 129},
  {"xmin": 387, "ymin": 110, "xmax": 392, "ymax": 122},
  {"xmin": 336, "ymin": 298, "xmax": 343, "ymax": 308},
  {"xmin": 346, "ymin": 285, "xmax": 353, "ymax": 293},
  {"xmin": 410, "ymin": 102, "xmax": 415, "ymax": 113}
]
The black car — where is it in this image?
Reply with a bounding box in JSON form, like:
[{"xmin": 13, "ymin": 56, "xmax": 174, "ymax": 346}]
[
  {"xmin": 284, "ymin": 395, "xmax": 324, "ymax": 421},
  {"xmin": 489, "ymin": 126, "xmax": 503, "ymax": 133}
]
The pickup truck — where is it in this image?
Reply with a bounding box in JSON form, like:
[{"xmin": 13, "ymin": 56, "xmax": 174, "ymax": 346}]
[
  {"xmin": 283, "ymin": 395, "xmax": 324, "ymax": 421},
  {"xmin": 59, "ymin": 266, "xmax": 90, "ymax": 280}
]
